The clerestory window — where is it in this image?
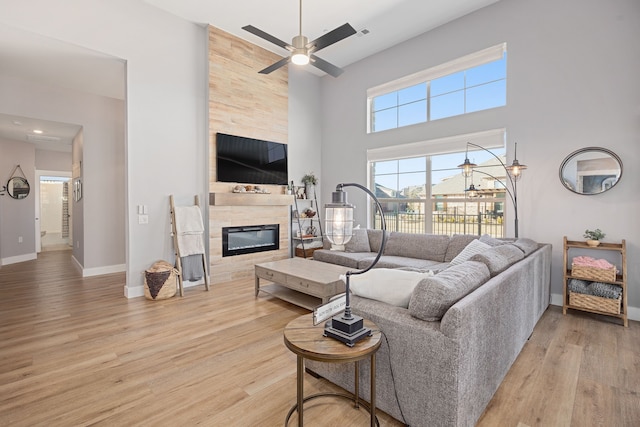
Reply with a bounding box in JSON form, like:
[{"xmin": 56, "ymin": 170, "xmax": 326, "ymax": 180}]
[{"xmin": 368, "ymin": 44, "xmax": 506, "ymax": 133}]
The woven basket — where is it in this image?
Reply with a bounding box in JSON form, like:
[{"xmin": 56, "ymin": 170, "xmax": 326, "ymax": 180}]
[
  {"xmin": 571, "ymin": 264, "xmax": 616, "ymax": 282},
  {"xmin": 569, "ymin": 291, "xmax": 621, "ymax": 314},
  {"xmin": 144, "ymin": 260, "xmax": 178, "ymax": 300},
  {"xmin": 295, "ymin": 247, "xmax": 320, "ymax": 258}
]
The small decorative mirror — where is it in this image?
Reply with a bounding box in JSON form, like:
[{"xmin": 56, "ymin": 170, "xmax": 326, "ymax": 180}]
[
  {"xmin": 559, "ymin": 147, "xmax": 622, "ymax": 195},
  {"xmin": 7, "ymin": 176, "xmax": 30, "ymax": 199}
]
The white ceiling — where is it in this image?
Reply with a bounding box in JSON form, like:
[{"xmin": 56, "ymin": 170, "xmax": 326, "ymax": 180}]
[
  {"xmin": 0, "ymin": 0, "xmax": 499, "ymax": 151},
  {"xmin": 145, "ymin": 0, "xmax": 499, "ymax": 75}
]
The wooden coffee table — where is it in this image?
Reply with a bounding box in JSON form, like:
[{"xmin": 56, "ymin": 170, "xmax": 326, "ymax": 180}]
[
  {"xmin": 283, "ymin": 313, "xmax": 381, "ymax": 426},
  {"xmin": 255, "ymin": 258, "xmax": 350, "ymax": 310}
]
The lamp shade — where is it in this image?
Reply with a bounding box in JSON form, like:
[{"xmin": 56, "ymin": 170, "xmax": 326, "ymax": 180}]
[
  {"xmin": 325, "ymin": 188, "xmax": 354, "ymax": 246},
  {"xmin": 457, "ymin": 158, "xmax": 477, "ymax": 178}
]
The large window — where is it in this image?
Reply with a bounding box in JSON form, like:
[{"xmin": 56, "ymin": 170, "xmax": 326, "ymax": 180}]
[
  {"xmin": 369, "ymin": 132, "xmax": 507, "ymax": 237},
  {"xmin": 368, "ymin": 44, "xmax": 506, "ymax": 133}
]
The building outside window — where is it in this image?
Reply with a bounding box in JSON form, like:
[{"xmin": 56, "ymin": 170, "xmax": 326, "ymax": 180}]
[{"xmin": 369, "ymin": 132, "xmax": 507, "ymax": 237}]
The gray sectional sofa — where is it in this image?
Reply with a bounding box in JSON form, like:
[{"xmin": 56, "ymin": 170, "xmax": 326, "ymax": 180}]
[{"xmin": 307, "ymin": 230, "xmax": 552, "ymax": 427}]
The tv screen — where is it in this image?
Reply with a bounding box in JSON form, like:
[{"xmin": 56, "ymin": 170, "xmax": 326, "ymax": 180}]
[{"xmin": 216, "ymin": 133, "xmax": 288, "ymax": 185}]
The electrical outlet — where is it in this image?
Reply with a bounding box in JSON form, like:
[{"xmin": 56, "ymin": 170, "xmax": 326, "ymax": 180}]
[
  {"xmin": 18, "ymin": 236, "xmax": 23, "ymax": 243},
  {"xmin": 138, "ymin": 214, "xmax": 149, "ymax": 224}
]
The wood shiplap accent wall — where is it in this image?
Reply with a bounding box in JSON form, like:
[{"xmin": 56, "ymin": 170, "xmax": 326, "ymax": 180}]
[{"xmin": 208, "ymin": 26, "xmax": 290, "ymax": 284}]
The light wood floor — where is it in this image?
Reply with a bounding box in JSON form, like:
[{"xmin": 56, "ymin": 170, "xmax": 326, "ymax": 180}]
[{"xmin": 1, "ymin": 251, "xmax": 638, "ymax": 426}]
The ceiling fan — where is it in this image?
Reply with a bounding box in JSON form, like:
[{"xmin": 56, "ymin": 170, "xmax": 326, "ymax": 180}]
[{"xmin": 242, "ymin": 0, "xmax": 356, "ymax": 77}]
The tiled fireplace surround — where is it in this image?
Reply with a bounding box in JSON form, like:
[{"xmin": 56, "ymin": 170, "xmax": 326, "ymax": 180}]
[{"xmin": 209, "ymin": 192, "xmax": 293, "ymax": 284}]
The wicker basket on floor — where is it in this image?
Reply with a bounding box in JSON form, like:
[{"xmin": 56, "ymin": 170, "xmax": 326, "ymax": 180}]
[
  {"xmin": 569, "ymin": 291, "xmax": 621, "ymax": 314},
  {"xmin": 144, "ymin": 260, "xmax": 178, "ymax": 300},
  {"xmin": 571, "ymin": 264, "xmax": 616, "ymax": 282}
]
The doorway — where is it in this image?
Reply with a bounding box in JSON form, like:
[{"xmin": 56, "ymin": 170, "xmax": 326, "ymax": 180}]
[{"xmin": 36, "ymin": 171, "xmax": 72, "ymax": 252}]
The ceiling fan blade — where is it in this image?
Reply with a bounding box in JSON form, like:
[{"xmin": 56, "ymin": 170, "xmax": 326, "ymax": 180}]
[
  {"xmin": 308, "ymin": 23, "xmax": 357, "ymax": 53},
  {"xmin": 309, "ymin": 54, "xmax": 344, "ymax": 78},
  {"xmin": 242, "ymin": 25, "xmax": 291, "ymax": 50},
  {"xmin": 259, "ymin": 56, "xmax": 291, "ymax": 74}
]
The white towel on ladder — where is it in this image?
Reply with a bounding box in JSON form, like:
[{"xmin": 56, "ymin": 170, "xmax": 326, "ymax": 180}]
[{"xmin": 174, "ymin": 206, "xmax": 205, "ymax": 256}]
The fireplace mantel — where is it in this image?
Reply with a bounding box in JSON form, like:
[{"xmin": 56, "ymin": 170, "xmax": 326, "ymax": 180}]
[{"xmin": 209, "ymin": 192, "xmax": 294, "ymax": 207}]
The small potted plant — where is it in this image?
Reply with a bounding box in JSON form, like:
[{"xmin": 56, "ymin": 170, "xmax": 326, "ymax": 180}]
[
  {"xmin": 301, "ymin": 172, "xmax": 317, "ymax": 199},
  {"xmin": 584, "ymin": 228, "xmax": 605, "ymax": 247}
]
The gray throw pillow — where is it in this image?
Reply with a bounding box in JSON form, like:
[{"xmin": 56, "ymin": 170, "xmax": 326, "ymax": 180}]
[
  {"xmin": 444, "ymin": 234, "xmax": 479, "ymax": 262},
  {"xmin": 512, "ymin": 238, "xmax": 538, "ymax": 256},
  {"xmin": 470, "ymin": 244, "xmax": 524, "ymax": 276},
  {"xmin": 409, "ymin": 260, "xmax": 490, "ymax": 321},
  {"xmin": 345, "ymin": 228, "xmax": 371, "ymax": 253},
  {"xmin": 479, "ymin": 233, "xmax": 506, "ymax": 247}
]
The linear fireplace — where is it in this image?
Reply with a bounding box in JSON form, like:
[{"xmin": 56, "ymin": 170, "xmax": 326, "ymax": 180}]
[{"xmin": 222, "ymin": 224, "xmax": 280, "ymax": 257}]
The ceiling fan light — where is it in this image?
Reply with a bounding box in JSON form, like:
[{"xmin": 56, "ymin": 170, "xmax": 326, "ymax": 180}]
[{"xmin": 291, "ymin": 51, "xmax": 309, "ymax": 65}]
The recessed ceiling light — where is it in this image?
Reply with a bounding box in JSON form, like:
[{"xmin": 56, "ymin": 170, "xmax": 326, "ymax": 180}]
[
  {"xmin": 33, "ymin": 129, "xmax": 43, "ymax": 134},
  {"xmin": 12, "ymin": 120, "xmax": 22, "ymax": 126}
]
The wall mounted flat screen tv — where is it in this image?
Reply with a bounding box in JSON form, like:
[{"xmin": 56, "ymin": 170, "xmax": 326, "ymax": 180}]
[{"xmin": 216, "ymin": 133, "xmax": 288, "ymax": 185}]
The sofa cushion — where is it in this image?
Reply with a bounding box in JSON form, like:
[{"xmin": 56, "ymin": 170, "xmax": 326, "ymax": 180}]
[
  {"xmin": 449, "ymin": 239, "xmax": 491, "ymax": 266},
  {"xmin": 358, "ymin": 255, "xmax": 444, "ymax": 270},
  {"xmin": 312, "ymin": 249, "xmax": 375, "ymax": 269},
  {"xmin": 409, "ymin": 260, "xmax": 490, "ymax": 321},
  {"xmin": 512, "ymin": 238, "xmax": 538, "ymax": 257},
  {"xmin": 470, "ymin": 244, "xmax": 524, "ymax": 276},
  {"xmin": 367, "ymin": 229, "xmax": 388, "ymax": 253},
  {"xmin": 345, "ymin": 228, "xmax": 371, "ymax": 253},
  {"xmin": 384, "ymin": 232, "xmax": 450, "ymax": 262},
  {"xmin": 349, "ymin": 268, "xmax": 434, "ymax": 308},
  {"xmin": 479, "ymin": 234, "xmax": 507, "ymax": 247},
  {"xmin": 444, "ymin": 234, "xmax": 479, "ymax": 262}
]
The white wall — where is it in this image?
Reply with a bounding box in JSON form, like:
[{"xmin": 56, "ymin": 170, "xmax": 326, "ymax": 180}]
[
  {"xmin": 0, "ymin": 74, "xmax": 124, "ymax": 272},
  {"xmin": 288, "ymin": 67, "xmax": 324, "ymax": 203},
  {"xmin": 0, "ymin": 138, "xmax": 36, "ymax": 264},
  {"xmin": 0, "ymin": 0, "xmax": 208, "ymax": 294},
  {"xmin": 35, "ymin": 150, "xmax": 71, "ymax": 172},
  {"xmin": 319, "ymin": 0, "xmax": 640, "ymax": 313}
]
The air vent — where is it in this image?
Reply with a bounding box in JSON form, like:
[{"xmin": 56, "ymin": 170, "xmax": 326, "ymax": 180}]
[{"xmin": 26, "ymin": 134, "xmax": 61, "ymax": 142}]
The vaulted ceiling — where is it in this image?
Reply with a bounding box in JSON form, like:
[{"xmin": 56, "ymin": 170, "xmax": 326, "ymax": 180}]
[{"xmin": 0, "ymin": 0, "xmax": 499, "ymax": 150}]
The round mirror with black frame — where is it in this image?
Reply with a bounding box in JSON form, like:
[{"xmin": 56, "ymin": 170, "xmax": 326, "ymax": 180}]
[
  {"xmin": 559, "ymin": 147, "xmax": 622, "ymax": 195},
  {"xmin": 6, "ymin": 177, "xmax": 30, "ymax": 199}
]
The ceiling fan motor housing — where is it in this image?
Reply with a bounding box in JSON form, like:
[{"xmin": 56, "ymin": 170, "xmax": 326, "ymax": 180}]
[{"xmin": 291, "ymin": 34, "xmax": 310, "ymax": 64}]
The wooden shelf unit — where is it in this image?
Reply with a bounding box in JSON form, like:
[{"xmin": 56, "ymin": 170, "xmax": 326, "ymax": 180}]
[
  {"xmin": 562, "ymin": 236, "xmax": 627, "ymax": 327},
  {"xmin": 292, "ymin": 186, "xmax": 323, "ymax": 258}
]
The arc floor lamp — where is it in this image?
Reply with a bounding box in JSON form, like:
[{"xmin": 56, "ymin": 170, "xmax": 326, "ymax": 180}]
[{"xmin": 458, "ymin": 142, "xmax": 527, "ymax": 238}]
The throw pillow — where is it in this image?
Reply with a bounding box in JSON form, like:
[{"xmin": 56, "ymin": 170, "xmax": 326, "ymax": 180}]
[
  {"xmin": 408, "ymin": 261, "xmax": 490, "ymax": 321},
  {"xmin": 479, "ymin": 234, "xmax": 507, "ymax": 247},
  {"xmin": 348, "ymin": 268, "xmax": 434, "ymax": 308},
  {"xmin": 345, "ymin": 228, "xmax": 371, "ymax": 253},
  {"xmin": 470, "ymin": 244, "xmax": 523, "ymax": 276},
  {"xmin": 449, "ymin": 239, "xmax": 491, "ymax": 266},
  {"xmin": 512, "ymin": 238, "xmax": 538, "ymax": 256},
  {"xmin": 444, "ymin": 234, "xmax": 479, "ymax": 262}
]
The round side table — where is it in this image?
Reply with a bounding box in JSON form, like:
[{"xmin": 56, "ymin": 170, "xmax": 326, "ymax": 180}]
[{"xmin": 283, "ymin": 313, "xmax": 381, "ymax": 426}]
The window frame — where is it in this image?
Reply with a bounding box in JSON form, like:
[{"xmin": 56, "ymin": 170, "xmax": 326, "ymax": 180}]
[
  {"xmin": 367, "ymin": 43, "xmax": 506, "ymax": 133},
  {"xmin": 367, "ymin": 129, "xmax": 507, "ymax": 237}
]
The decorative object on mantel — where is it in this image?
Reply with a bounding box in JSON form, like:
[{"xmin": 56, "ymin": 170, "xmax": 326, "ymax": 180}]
[
  {"xmin": 232, "ymin": 184, "xmax": 270, "ymax": 194},
  {"xmin": 584, "ymin": 228, "xmax": 605, "ymax": 247},
  {"xmin": 458, "ymin": 142, "xmax": 527, "ymax": 238}
]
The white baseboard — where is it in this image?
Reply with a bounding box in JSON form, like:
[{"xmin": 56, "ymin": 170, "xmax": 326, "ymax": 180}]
[
  {"xmin": 124, "ymin": 277, "xmax": 208, "ymax": 299},
  {"xmin": 550, "ymin": 292, "xmax": 638, "ymax": 322},
  {"xmin": 83, "ymin": 263, "xmax": 126, "ymax": 277},
  {"xmin": 1, "ymin": 252, "xmax": 37, "ymax": 266}
]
